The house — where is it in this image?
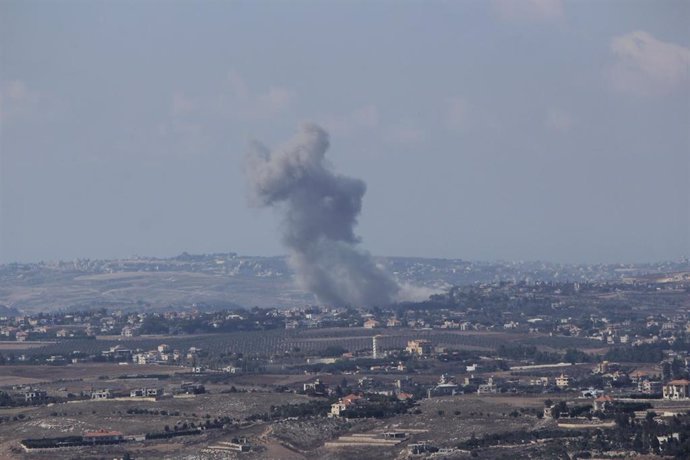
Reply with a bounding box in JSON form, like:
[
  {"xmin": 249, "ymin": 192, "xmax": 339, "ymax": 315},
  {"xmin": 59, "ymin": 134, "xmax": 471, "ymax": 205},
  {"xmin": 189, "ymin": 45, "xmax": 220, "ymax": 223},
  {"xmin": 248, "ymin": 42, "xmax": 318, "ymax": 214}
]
[
  {"xmin": 24, "ymin": 389, "xmax": 47, "ymax": 402},
  {"xmin": 543, "ymin": 402, "xmax": 568, "ymax": 419},
  {"xmin": 406, "ymin": 339, "xmax": 432, "ymax": 356},
  {"xmin": 133, "ymin": 353, "xmax": 156, "ymax": 365},
  {"xmin": 663, "ymin": 379, "xmax": 690, "ymax": 400},
  {"xmin": 555, "ymin": 373, "xmax": 570, "ymax": 388},
  {"xmin": 593, "ymin": 361, "xmax": 609, "ymax": 374},
  {"xmin": 464, "ymin": 375, "xmax": 484, "ymax": 386},
  {"xmin": 329, "ymin": 394, "xmax": 363, "ymax": 417},
  {"xmin": 428, "ymin": 374, "xmax": 459, "ymax": 397},
  {"xmin": 363, "ymin": 319, "xmax": 380, "ymax": 329},
  {"xmin": 529, "ymin": 377, "xmax": 549, "ymax": 387},
  {"xmin": 638, "ymin": 379, "xmax": 663, "ymax": 395},
  {"xmin": 102, "ymin": 346, "xmax": 132, "ymax": 360},
  {"xmin": 657, "ymin": 433, "xmax": 681, "ymax": 445},
  {"xmin": 91, "ymin": 389, "xmax": 112, "ymax": 400},
  {"xmin": 303, "ymin": 379, "xmax": 327, "ymax": 394},
  {"xmin": 477, "ymin": 380, "xmax": 498, "ymax": 394},
  {"xmin": 120, "ymin": 326, "xmax": 138, "ymax": 337},
  {"xmin": 593, "ymin": 395, "xmax": 614, "ymax": 412},
  {"xmin": 130, "ymin": 388, "xmax": 163, "ymax": 398},
  {"xmin": 180, "ymin": 382, "xmax": 205, "ymax": 394}
]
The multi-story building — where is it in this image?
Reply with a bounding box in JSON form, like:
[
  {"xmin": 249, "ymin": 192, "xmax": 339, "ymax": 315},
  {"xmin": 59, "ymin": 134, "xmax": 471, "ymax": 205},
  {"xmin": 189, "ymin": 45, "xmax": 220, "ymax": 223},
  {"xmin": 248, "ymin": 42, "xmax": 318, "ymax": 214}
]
[
  {"xmin": 406, "ymin": 339, "xmax": 432, "ymax": 356},
  {"xmin": 663, "ymin": 380, "xmax": 690, "ymax": 400},
  {"xmin": 555, "ymin": 373, "xmax": 570, "ymax": 388}
]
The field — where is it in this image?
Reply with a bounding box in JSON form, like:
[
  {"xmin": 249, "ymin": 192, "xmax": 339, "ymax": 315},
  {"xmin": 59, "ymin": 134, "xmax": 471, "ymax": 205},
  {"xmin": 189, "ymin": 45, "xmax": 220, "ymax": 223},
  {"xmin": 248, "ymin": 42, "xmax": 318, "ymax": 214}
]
[
  {"xmin": 0, "ymin": 342, "xmax": 55, "ymax": 351},
  {"xmin": 0, "ymin": 387, "xmax": 310, "ymax": 459},
  {"xmin": 0, "ymin": 324, "xmax": 635, "ymax": 459},
  {"xmin": 0, "ymin": 268, "xmax": 313, "ymax": 313},
  {"xmin": 17, "ymin": 328, "xmax": 604, "ymax": 360},
  {"xmin": 1, "ymin": 356, "xmax": 683, "ymax": 459}
]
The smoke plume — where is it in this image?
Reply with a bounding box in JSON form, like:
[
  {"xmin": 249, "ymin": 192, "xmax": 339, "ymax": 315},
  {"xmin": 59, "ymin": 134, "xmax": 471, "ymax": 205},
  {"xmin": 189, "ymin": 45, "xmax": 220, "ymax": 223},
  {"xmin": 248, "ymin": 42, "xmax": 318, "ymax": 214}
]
[{"xmin": 246, "ymin": 123, "xmax": 400, "ymax": 307}]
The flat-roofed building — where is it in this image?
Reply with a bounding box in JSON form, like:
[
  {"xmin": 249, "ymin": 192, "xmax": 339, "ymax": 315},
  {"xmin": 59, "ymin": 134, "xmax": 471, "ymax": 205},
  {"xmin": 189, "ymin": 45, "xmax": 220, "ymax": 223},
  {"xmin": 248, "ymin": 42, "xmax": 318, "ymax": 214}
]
[
  {"xmin": 663, "ymin": 380, "xmax": 690, "ymax": 400},
  {"xmin": 406, "ymin": 339, "xmax": 432, "ymax": 356},
  {"xmin": 83, "ymin": 430, "xmax": 123, "ymax": 443}
]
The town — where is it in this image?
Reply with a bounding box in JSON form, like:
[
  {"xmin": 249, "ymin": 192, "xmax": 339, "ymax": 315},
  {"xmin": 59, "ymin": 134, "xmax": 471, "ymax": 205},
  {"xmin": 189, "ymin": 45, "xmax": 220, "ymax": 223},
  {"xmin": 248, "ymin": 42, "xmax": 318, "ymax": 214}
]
[{"xmin": 1, "ymin": 266, "xmax": 690, "ymax": 458}]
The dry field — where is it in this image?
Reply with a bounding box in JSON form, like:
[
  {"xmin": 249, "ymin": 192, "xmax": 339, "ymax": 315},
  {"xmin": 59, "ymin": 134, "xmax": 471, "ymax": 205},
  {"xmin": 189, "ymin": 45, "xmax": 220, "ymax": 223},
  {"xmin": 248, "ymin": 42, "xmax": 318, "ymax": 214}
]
[
  {"xmin": 0, "ymin": 391, "xmax": 311, "ymax": 459},
  {"xmin": 0, "ymin": 363, "xmax": 180, "ymax": 387},
  {"xmin": 0, "ymin": 342, "xmax": 54, "ymax": 351}
]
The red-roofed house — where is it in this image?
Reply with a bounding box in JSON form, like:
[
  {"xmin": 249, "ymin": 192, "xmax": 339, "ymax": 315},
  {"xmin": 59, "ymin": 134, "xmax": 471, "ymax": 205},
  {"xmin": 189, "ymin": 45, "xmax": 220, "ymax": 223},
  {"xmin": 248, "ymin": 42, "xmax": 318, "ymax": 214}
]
[
  {"xmin": 593, "ymin": 395, "xmax": 614, "ymax": 412},
  {"xmin": 329, "ymin": 394, "xmax": 363, "ymax": 417},
  {"xmin": 83, "ymin": 429, "xmax": 124, "ymax": 443}
]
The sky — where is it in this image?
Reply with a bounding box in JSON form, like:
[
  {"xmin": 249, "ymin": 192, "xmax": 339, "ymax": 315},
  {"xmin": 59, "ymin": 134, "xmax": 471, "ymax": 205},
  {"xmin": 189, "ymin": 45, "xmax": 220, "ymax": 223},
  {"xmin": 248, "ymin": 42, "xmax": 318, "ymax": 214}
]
[{"xmin": 1, "ymin": 0, "xmax": 688, "ymax": 265}]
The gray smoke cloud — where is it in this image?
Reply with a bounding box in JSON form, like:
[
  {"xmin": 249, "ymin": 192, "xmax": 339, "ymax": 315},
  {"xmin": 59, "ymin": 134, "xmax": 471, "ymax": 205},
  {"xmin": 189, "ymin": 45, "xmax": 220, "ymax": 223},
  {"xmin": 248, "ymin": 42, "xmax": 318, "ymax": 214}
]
[{"xmin": 246, "ymin": 123, "xmax": 400, "ymax": 307}]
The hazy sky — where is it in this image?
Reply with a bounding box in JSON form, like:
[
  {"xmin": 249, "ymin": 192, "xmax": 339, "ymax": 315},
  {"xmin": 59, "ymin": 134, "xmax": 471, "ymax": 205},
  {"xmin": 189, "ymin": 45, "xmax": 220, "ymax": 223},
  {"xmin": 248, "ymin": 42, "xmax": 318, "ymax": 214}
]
[{"xmin": 1, "ymin": 0, "xmax": 688, "ymax": 264}]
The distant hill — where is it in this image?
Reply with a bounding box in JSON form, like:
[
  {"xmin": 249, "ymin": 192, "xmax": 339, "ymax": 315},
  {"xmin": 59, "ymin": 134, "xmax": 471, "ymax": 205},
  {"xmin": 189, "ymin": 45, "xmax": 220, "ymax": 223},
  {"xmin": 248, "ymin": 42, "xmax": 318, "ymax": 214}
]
[
  {"xmin": 0, "ymin": 253, "xmax": 686, "ymax": 314},
  {"xmin": 0, "ymin": 304, "xmax": 20, "ymax": 316}
]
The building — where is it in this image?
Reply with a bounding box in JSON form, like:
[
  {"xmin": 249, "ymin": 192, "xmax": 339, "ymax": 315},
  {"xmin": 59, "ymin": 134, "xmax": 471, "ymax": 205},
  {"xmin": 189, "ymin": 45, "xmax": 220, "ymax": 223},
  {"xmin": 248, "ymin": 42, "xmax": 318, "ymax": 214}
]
[
  {"xmin": 555, "ymin": 373, "xmax": 570, "ymax": 388},
  {"xmin": 121, "ymin": 326, "xmax": 139, "ymax": 337},
  {"xmin": 180, "ymin": 382, "xmax": 205, "ymax": 394},
  {"xmin": 477, "ymin": 379, "xmax": 498, "ymax": 394},
  {"xmin": 386, "ymin": 318, "xmax": 402, "ymax": 327},
  {"xmin": 638, "ymin": 379, "xmax": 663, "ymax": 395},
  {"xmin": 303, "ymin": 379, "xmax": 327, "ymax": 395},
  {"xmin": 663, "ymin": 380, "xmax": 690, "ymax": 400},
  {"xmin": 372, "ymin": 335, "xmax": 381, "ymax": 359},
  {"xmin": 593, "ymin": 395, "xmax": 614, "ymax": 412},
  {"xmin": 130, "ymin": 388, "xmax": 163, "ymax": 398},
  {"xmin": 593, "ymin": 361, "xmax": 609, "ymax": 374},
  {"xmin": 56, "ymin": 329, "xmax": 70, "ymax": 338},
  {"xmin": 406, "ymin": 339, "xmax": 432, "ymax": 357},
  {"xmin": 329, "ymin": 394, "xmax": 363, "ymax": 417},
  {"xmin": 544, "ymin": 402, "xmax": 568, "ymax": 419},
  {"xmin": 133, "ymin": 353, "xmax": 156, "ymax": 365},
  {"xmin": 363, "ymin": 319, "xmax": 380, "ymax": 329},
  {"xmin": 102, "ymin": 346, "xmax": 132, "ymax": 361},
  {"xmin": 83, "ymin": 430, "xmax": 124, "ymax": 444},
  {"xmin": 529, "ymin": 377, "xmax": 549, "ymax": 387},
  {"xmin": 428, "ymin": 374, "xmax": 459, "ymax": 397},
  {"xmin": 91, "ymin": 389, "xmax": 112, "ymax": 400},
  {"xmin": 24, "ymin": 389, "xmax": 47, "ymax": 402}
]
